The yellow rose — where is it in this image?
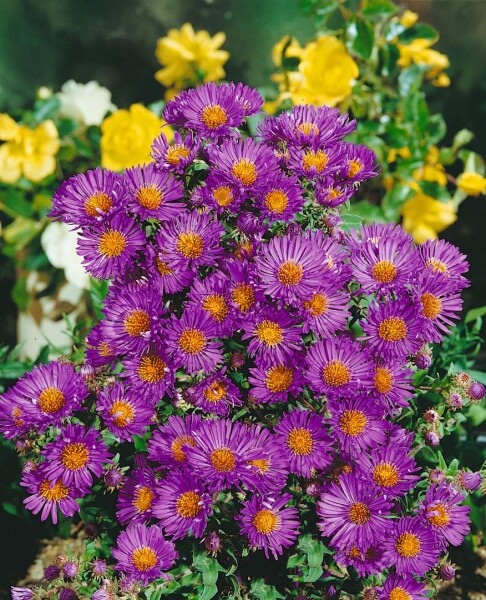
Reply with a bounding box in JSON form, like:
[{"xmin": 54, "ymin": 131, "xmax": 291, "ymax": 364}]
[
  {"xmin": 456, "ymin": 172, "xmax": 486, "ymax": 196},
  {"xmin": 101, "ymin": 104, "xmax": 173, "ymax": 171},
  {"xmin": 287, "ymin": 36, "xmax": 359, "ymax": 106},
  {"xmin": 401, "ymin": 193, "xmax": 457, "ymax": 242},
  {"xmin": 0, "ymin": 119, "xmax": 59, "ymax": 183},
  {"xmin": 155, "ymin": 23, "xmax": 229, "ymax": 89}
]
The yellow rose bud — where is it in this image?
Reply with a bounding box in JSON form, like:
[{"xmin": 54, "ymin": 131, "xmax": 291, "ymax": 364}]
[{"xmin": 456, "ymin": 172, "xmax": 486, "ymax": 196}]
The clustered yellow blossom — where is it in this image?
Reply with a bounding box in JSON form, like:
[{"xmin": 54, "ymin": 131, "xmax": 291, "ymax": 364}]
[
  {"xmin": 101, "ymin": 104, "xmax": 173, "ymax": 172},
  {"xmin": 397, "ymin": 38, "xmax": 450, "ymax": 87},
  {"xmin": 155, "ymin": 23, "xmax": 229, "ymax": 94},
  {"xmin": 401, "ymin": 193, "xmax": 457, "ymax": 243},
  {"xmin": 456, "ymin": 172, "xmax": 486, "ymax": 196},
  {"xmin": 272, "ymin": 35, "xmax": 359, "ymax": 108},
  {"xmin": 0, "ymin": 114, "xmax": 59, "ymax": 183},
  {"xmin": 412, "ymin": 146, "xmax": 447, "ymax": 187}
]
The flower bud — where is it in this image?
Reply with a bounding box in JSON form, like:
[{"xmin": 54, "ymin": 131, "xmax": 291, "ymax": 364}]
[
  {"xmin": 230, "ymin": 352, "xmax": 246, "ymax": 369},
  {"xmin": 119, "ymin": 577, "xmax": 136, "ymax": 593},
  {"xmin": 104, "ymin": 467, "xmax": 125, "ymax": 490},
  {"xmin": 362, "ymin": 587, "xmax": 378, "ymax": 600},
  {"xmin": 429, "ymin": 469, "xmax": 445, "ymax": 484},
  {"xmin": 414, "ymin": 346, "xmax": 432, "ymax": 369},
  {"xmin": 11, "ymin": 588, "xmax": 34, "ymax": 600},
  {"xmin": 448, "ymin": 392, "xmax": 463, "ymax": 409},
  {"xmin": 457, "ymin": 470, "xmax": 482, "ymax": 492},
  {"xmin": 455, "ymin": 372, "xmax": 471, "ymax": 388},
  {"xmin": 326, "ymin": 585, "xmax": 340, "ymax": 599},
  {"xmin": 204, "ymin": 531, "xmax": 221, "ymax": 554},
  {"xmin": 305, "ymin": 481, "xmax": 322, "ymax": 497},
  {"xmin": 44, "ymin": 564, "xmax": 60, "ymax": 581},
  {"xmin": 439, "ymin": 563, "xmax": 456, "ymax": 580},
  {"xmin": 237, "ymin": 212, "xmax": 263, "ymax": 235},
  {"xmin": 59, "ymin": 589, "xmax": 77, "ymax": 600},
  {"xmin": 425, "ymin": 431, "xmax": 440, "ymax": 447},
  {"xmin": 81, "ymin": 364, "xmax": 95, "ymax": 378},
  {"xmin": 468, "ymin": 381, "xmax": 486, "ymax": 401},
  {"xmin": 92, "ymin": 559, "xmax": 108, "ymax": 576},
  {"xmin": 324, "ymin": 213, "xmax": 341, "ymax": 228},
  {"xmin": 63, "ymin": 561, "xmax": 78, "ymax": 578},
  {"xmin": 424, "ymin": 409, "xmax": 439, "ymax": 424},
  {"xmin": 286, "ymin": 223, "xmax": 302, "ymax": 237}
]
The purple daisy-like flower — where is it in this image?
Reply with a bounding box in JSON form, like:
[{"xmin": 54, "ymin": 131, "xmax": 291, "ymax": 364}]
[
  {"xmin": 328, "ymin": 396, "xmax": 387, "ymax": 456},
  {"xmin": 151, "ymin": 130, "xmax": 200, "ymax": 174},
  {"xmin": 0, "ymin": 389, "xmax": 33, "ymax": 439},
  {"xmin": 162, "ymin": 89, "xmax": 190, "ymax": 126},
  {"xmin": 356, "ymin": 445, "xmax": 419, "ymax": 499},
  {"xmin": 103, "ymin": 283, "xmax": 166, "ymax": 351},
  {"xmin": 237, "ymin": 493, "xmax": 300, "ymax": 559},
  {"xmin": 317, "ymin": 472, "xmax": 392, "ymax": 550},
  {"xmin": 382, "ymin": 516, "xmax": 441, "ymax": 576},
  {"xmin": 97, "ymin": 382, "xmax": 154, "ymax": 441},
  {"xmin": 378, "ymin": 573, "xmax": 429, "ymax": 600},
  {"xmin": 347, "ymin": 222, "xmax": 412, "ymax": 255},
  {"xmin": 188, "ymin": 371, "xmax": 242, "ymax": 416},
  {"xmin": 361, "ymin": 299, "xmax": 424, "ymax": 358},
  {"xmin": 165, "ymin": 307, "xmax": 223, "ymax": 375},
  {"xmin": 412, "ymin": 273, "xmax": 463, "ymax": 343},
  {"xmin": 419, "ymin": 238, "xmax": 469, "ymax": 292},
  {"xmin": 123, "ymin": 163, "xmax": 184, "ymax": 221},
  {"xmin": 20, "ymin": 465, "xmax": 84, "ymax": 524},
  {"xmin": 207, "ymin": 136, "xmax": 280, "ymax": 195},
  {"xmin": 85, "ymin": 323, "xmax": 117, "ymax": 368},
  {"xmin": 49, "ymin": 167, "xmax": 124, "ymax": 226},
  {"xmin": 116, "ymin": 468, "xmax": 158, "ymax": 525},
  {"xmin": 112, "ymin": 522, "xmax": 177, "ymax": 585},
  {"xmin": 197, "ymin": 172, "xmax": 244, "ymax": 214},
  {"xmin": 287, "ymin": 141, "xmax": 345, "ymax": 179},
  {"xmin": 156, "ymin": 210, "xmax": 224, "ymax": 268},
  {"xmin": 420, "ymin": 483, "xmax": 470, "ymax": 548},
  {"xmin": 254, "ymin": 234, "xmax": 327, "ymax": 306},
  {"xmin": 145, "ymin": 245, "xmax": 194, "ymax": 295},
  {"xmin": 334, "ymin": 544, "xmax": 385, "ymax": 577},
  {"xmin": 154, "ymin": 471, "xmax": 212, "ymax": 540},
  {"xmin": 303, "ymin": 228, "xmax": 352, "ymax": 280},
  {"xmin": 244, "ymin": 424, "xmax": 290, "ymax": 493},
  {"xmin": 242, "ymin": 304, "xmax": 302, "ymax": 363},
  {"xmin": 187, "ymin": 272, "xmax": 236, "ymax": 336},
  {"xmin": 122, "ymin": 349, "xmax": 174, "ymax": 402},
  {"xmin": 372, "ymin": 358, "xmax": 414, "ymax": 415},
  {"xmin": 77, "ymin": 211, "xmax": 146, "ymax": 280},
  {"xmin": 147, "ymin": 414, "xmax": 203, "ymax": 469},
  {"xmin": 351, "ymin": 237, "xmax": 420, "ymax": 295},
  {"xmin": 185, "ymin": 419, "xmax": 261, "ymax": 492},
  {"xmin": 10, "ymin": 361, "xmax": 88, "ymax": 431},
  {"xmin": 256, "ymin": 173, "xmax": 305, "ymax": 223},
  {"xmin": 305, "ymin": 336, "xmax": 373, "ymax": 399},
  {"xmin": 315, "ymin": 180, "xmax": 355, "ymax": 208},
  {"xmin": 273, "ymin": 409, "xmax": 333, "ymax": 477},
  {"xmin": 41, "ymin": 423, "xmax": 112, "ymax": 490},
  {"xmin": 248, "ymin": 355, "xmax": 305, "ymax": 404},
  {"xmin": 226, "ymin": 260, "xmax": 263, "ymax": 316},
  {"xmin": 340, "ymin": 142, "xmax": 380, "ymax": 183},
  {"xmin": 300, "ymin": 282, "xmax": 351, "ymax": 338},
  {"xmin": 179, "ymin": 82, "xmax": 245, "ymax": 138},
  {"xmin": 229, "ymin": 82, "xmax": 264, "ymax": 116}
]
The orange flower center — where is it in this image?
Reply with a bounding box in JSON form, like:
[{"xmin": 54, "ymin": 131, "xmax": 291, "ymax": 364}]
[
  {"xmin": 123, "ymin": 309, "xmax": 150, "ymax": 337},
  {"xmin": 255, "ymin": 320, "xmax": 283, "ymax": 347},
  {"xmin": 201, "ymin": 104, "xmax": 228, "ymax": 129},
  {"xmin": 213, "ymin": 186, "xmax": 234, "ymax": 207},
  {"xmin": 252, "ymin": 509, "xmax": 279, "ymax": 534},
  {"xmin": 202, "ymin": 294, "xmax": 228, "ymax": 322},
  {"xmin": 231, "ymin": 283, "xmax": 255, "ymax": 313},
  {"xmin": 348, "ymin": 546, "xmax": 362, "ymax": 558},
  {"xmin": 264, "ymin": 190, "xmax": 289, "ymax": 214},
  {"xmin": 132, "ymin": 486, "xmax": 155, "ymax": 512},
  {"xmin": 136, "ymin": 185, "xmax": 163, "ymax": 210},
  {"xmin": 265, "ymin": 365, "xmax": 294, "ymax": 392},
  {"xmin": 373, "ymin": 462, "xmax": 399, "ymax": 487},
  {"xmin": 348, "ymin": 501, "xmax": 371, "ymax": 525},
  {"xmin": 171, "ymin": 435, "xmax": 196, "ymax": 462},
  {"xmin": 176, "ymin": 232, "xmax": 204, "ymax": 259},
  {"xmin": 178, "ymin": 328, "xmax": 206, "ymax": 354},
  {"xmin": 61, "ymin": 442, "xmax": 90, "ymax": 471},
  {"xmin": 156, "ymin": 257, "xmax": 173, "ymax": 276},
  {"xmin": 372, "ymin": 260, "xmax": 397, "ymax": 283},
  {"xmin": 232, "ymin": 159, "xmax": 258, "ymax": 186},
  {"xmin": 210, "ymin": 447, "xmax": 236, "ymax": 472},
  {"xmin": 420, "ymin": 292, "xmax": 442, "ymax": 319},
  {"xmin": 98, "ymin": 230, "xmax": 127, "ymax": 258},
  {"xmin": 277, "ymin": 260, "xmax": 303, "ymax": 286},
  {"xmin": 137, "ymin": 354, "xmax": 167, "ymax": 383},
  {"xmin": 322, "ymin": 360, "xmax": 351, "ymax": 387},
  {"xmin": 303, "ymin": 293, "xmax": 329, "ymax": 317},
  {"xmin": 203, "ymin": 381, "xmax": 227, "ymax": 403},
  {"xmin": 131, "ymin": 546, "xmax": 157, "ymax": 572},
  {"xmin": 296, "ymin": 122, "xmax": 319, "ymax": 136},
  {"xmin": 38, "ymin": 387, "xmax": 65, "ymax": 414},
  {"xmin": 287, "ymin": 427, "xmax": 313, "ymax": 455},
  {"xmin": 166, "ymin": 144, "xmax": 191, "ymax": 165},
  {"xmin": 425, "ymin": 258, "xmax": 449, "ymax": 274},
  {"xmin": 374, "ymin": 367, "xmax": 394, "ymax": 394},
  {"xmin": 347, "ymin": 159, "xmax": 363, "ymax": 178},
  {"xmin": 109, "ymin": 400, "xmax": 135, "ymax": 427},
  {"xmin": 176, "ymin": 490, "xmax": 202, "ymax": 518},
  {"xmin": 339, "ymin": 410, "xmax": 368, "ymax": 436},
  {"xmin": 389, "ymin": 588, "xmax": 412, "ymax": 600},
  {"xmin": 84, "ymin": 191, "xmax": 112, "ymax": 217},
  {"xmin": 426, "ymin": 502, "xmax": 450, "ymax": 527},
  {"xmin": 395, "ymin": 532, "xmax": 421, "ymax": 557},
  {"xmin": 40, "ymin": 478, "xmax": 70, "ymax": 501},
  {"xmin": 302, "ymin": 149, "xmax": 328, "ymax": 173},
  {"xmin": 247, "ymin": 458, "xmax": 269, "ymax": 473},
  {"xmin": 378, "ymin": 317, "xmax": 407, "ymax": 342}
]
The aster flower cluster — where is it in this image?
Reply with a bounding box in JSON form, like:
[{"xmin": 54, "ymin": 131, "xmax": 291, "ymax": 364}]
[{"xmin": 2, "ymin": 82, "xmax": 483, "ymax": 599}]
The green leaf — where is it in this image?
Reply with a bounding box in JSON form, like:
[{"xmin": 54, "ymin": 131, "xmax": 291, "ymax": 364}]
[
  {"xmin": 467, "ymin": 404, "xmax": 486, "ymax": 427},
  {"xmin": 32, "ymin": 96, "xmax": 61, "ymax": 124},
  {"xmin": 2, "ymin": 217, "xmax": 42, "ymax": 250},
  {"xmin": 297, "ymin": 534, "xmax": 325, "ymax": 582},
  {"xmin": 2, "ymin": 189, "xmax": 33, "ymax": 217},
  {"xmin": 2, "ymin": 501, "xmax": 18, "ymax": 516},
  {"xmin": 465, "ymin": 306, "xmax": 486, "ymax": 324},
  {"xmin": 340, "ymin": 212, "xmax": 363, "ymax": 231},
  {"xmin": 250, "ymin": 579, "xmax": 284, "ymax": 600},
  {"xmin": 452, "ymin": 129, "xmax": 474, "ymax": 150},
  {"xmin": 385, "ymin": 123, "xmax": 412, "ymax": 148},
  {"xmin": 11, "ymin": 277, "xmax": 30, "ymax": 310},
  {"xmin": 427, "ymin": 113, "xmax": 447, "ymax": 145},
  {"xmin": 192, "ymin": 551, "xmax": 224, "ymax": 600},
  {"xmin": 398, "ymin": 65, "xmax": 423, "ymax": 97},
  {"xmin": 381, "ymin": 183, "xmax": 414, "ymax": 220},
  {"xmin": 417, "ymin": 181, "xmax": 450, "ymax": 202},
  {"xmin": 399, "ymin": 23, "xmax": 439, "ymax": 43},
  {"xmin": 467, "ymin": 370, "xmax": 486, "ymax": 385},
  {"xmin": 403, "ymin": 92, "xmax": 429, "ymax": 133},
  {"xmin": 346, "ymin": 20, "xmax": 374, "ymax": 60},
  {"xmin": 346, "ymin": 200, "xmax": 386, "ymax": 223},
  {"xmin": 362, "ymin": 0, "xmax": 399, "ymax": 17}
]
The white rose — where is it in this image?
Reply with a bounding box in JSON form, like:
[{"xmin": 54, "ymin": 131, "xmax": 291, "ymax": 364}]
[
  {"xmin": 41, "ymin": 221, "xmax": 90, "ymax": 290},
  {"xmin": 56, "ymin": 80, "xmax": 117, "ymax": 127}
]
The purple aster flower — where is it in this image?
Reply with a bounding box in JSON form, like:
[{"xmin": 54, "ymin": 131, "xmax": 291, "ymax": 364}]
[
  {"xmin": 372, "ymin": 358, "xmax": 414, "ymax": 415},
  {"xmin": 12, "ymin": 361, "xmax": 88, "ymax": 431},
  {"xmin": 112, "ymin": 522, "xmax": 177, "ymax": 585},
  {"xmin": 185, "ymin": 419, "xmax": 262, "ymax": 492},
  {"xmin": 97, "ymin": 382, "xmax": 154, "ymax": 441},
  {"xmin": 0, "ymin": 388, "xmax": 40, "ymax": 439},
  {"xmin": 412, "ymin": 273, "xmax": 463, "ymax": 343},
  {"xmin": 355, "ymin": 445, "xmax": 419, "ymax": 499},
  {"xmin": 287, "ymin": 141, "xmax": 345, "ymax": 179},
  {"xmin": 123, "ymin": 163, "xmax": 184, "ymax": 221},
  {"xmin": 361, "ymin": 299, "xmax": 424, "ymax": 358},
  {"xmin": 11, "ymin": 587, "xmax": 34, "ymax": 600},
  {"xmin": 237, "ymin": 493, "xmax": 300, "ymax": 559},
  {"xmin": 420, "ymin": 483, "xmax": 470, "ymax": 548},
  {"xmin": 334, "ymin": 544, "xmax": 385, "ymax": 577},
  {"xmin": 242, "ymin": 304, "xmax": 302, "ymax": 363},
  {"xmin": 151, "ymin": 130, "xmax": 200, "ymax": 173},
  {"xmin": 20, "ymin": 465, "xmax": 84, "ymax": 524},
  {"xmin": 188, "ymin": 371, "xmax": 242, "ymax": 416},
  {"xmin": 317, "ymin": 472, "xmax": 391, "ymax": 550},
  {"xmin": 256, "ymin": 173, "xmax": 305, "ymax": 223},
  {"xmin": 305, "ymin": 336, "xmax": 373, "ymax": 399},
  {"xmin": 102, "ymin": 286, "xmax": 166, "ymax": 355},
  {"xmin": 162, "ymin": 89, "xmax": 190, "ymax": 126},
  {"xmin": 315, "ymin": 180, "xmax": 354, "ymax": 208},
  {"xmin": 254, "ymin": 234, "xmax": 327, "ymax": 306},
  {"xmin": 248, "ymin": 355, "xmax": 305, "ymax": 404},
  {"xmin": 156, "ymin": 210, "xmax": 224, "ymax": 268},
  {"xmin": 229, "ymin": 82, "xmax": 264, "ymax": 116},
  {"xmin": 347, "ymin": 222, "xmax": 412, "ymax": 254},
  {"xmin": 41, "ymin": 423, "xmax": 112, "ymax": 490},
  {"xmin": 303, "ymin": 229, "xmax": 351, "ymax": 280},
  {"xmin": 419, "ymin": 239, "xmax": 469, "ymax": 292},
  {"xmin": 351, "ymin": 237, "xmax": 420, "ymax": 295},
  {"xmin": 77, "ymin": 211, "xmax": 146, "ymax": 279},
  {"xmin": 179, "ymin": 82, "xmax": 245, "ymax": 138},
  {"xmin": 226, "ymin": 260, "xmax": 262, "ymax": 315},
  {"xmin": 148, "ymin": 414, "xmax": 203, "ymax": 469},
  {"xmin": 377, "ymin": 573, "xmax": 429, "ymax": 600},
  {"xmin": 122, "ymin": 349, "xmax": 174, "ymax": 402},
  {"xmin": 382, "ymin": 516, "xmax": 441, "ymax": 576},
  {"xmin": 154, "ymin": 471, "xmax": 212, "ymax": 540},
  {"xmin": 328, "ymin": 396, "xmax": 387, "ymax": 456},
  {"xmin": 197, "ymin": 173, "xmax": 244, "ymax": 214},
  {"xmin": 300, "ymin": 283, "xmax": 351, "ymax": 339},
  {"xmin": 244, "ymin": 424, "xmax": 290, "ymax": 493},
  {"xmin": 273, "ymin": 409, "xmax": 333, "ymax": 477},
  {"xmin": 206, "ymin": 136, "xmax": 280, "ymax": 195},
  {"xmin": 187, "ymin": 272, "xmax": 236, "ymax": 336},
  {"xmin": 339, "ymin": 142, "xmax": 380, "ymax": 183},
  {"xmin": 49, "ymin": 167, "xmax": 124, "ymax": 226},
  {"xmin": 116, "ymin": 468, "xmax": 158, "ymax": 525},
  {"xmin": 145, "ymin": 245, "xmax": 194, "ymax": 295},
  {"xmin": 85, "ymin": 323, "xmax": 117, "ymax": 369},
  {"xmin": 165, "ymin": 307, "xmax": 223, "ymax": 375}
]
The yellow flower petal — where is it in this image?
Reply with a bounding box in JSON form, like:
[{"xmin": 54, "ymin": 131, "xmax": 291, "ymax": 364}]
[
  {"xmin": 400, "ymin": 10, "xmax": 419, "ymax": 28},
  {"xmin": 402, "ymin": 193, "xmax": 457, "ymax": 240},
  {"xmin": 0, "ymin": 144, "xmax": 22, "ymax": 183},
  {"xmin": 0, "ymin": 114, "xmax": 19, "ymax": 141},
  {"xmin": 456, "ymin": 172, "xmax": 486, "ymax": 196},
  {"xmin": 22, "ymin": 154, "xmax": 57, "ymax": 182}
]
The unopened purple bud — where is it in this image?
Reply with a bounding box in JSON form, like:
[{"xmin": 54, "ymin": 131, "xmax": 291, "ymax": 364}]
[
  {"xmin": 439, "ymin": 563, "xmax": 456, "ymax": 580},
  {"xmin": 326, "ymin": 585, "xmax": 340, "ymax": 599},
  {"xmin": 11, "ymin": 587, "xmax": 34, "ymax": 600},
  {"xmin": 458, "ymin": 470, "xmax": 482, "ymax": 492},
  {"xmin": 325, "ymin": 213, "xmax": 341, "ymax": 228},
  {"xmin": 231, "ymin": 352, "xmax": 245, "ymax": 369},
  {"xmin": 305, "ymin": 481, "xmax": 322, "ymax": 497},
  {"xmin": 468, "ymin": 381, "xmax": 486, "ymax": 401},
  {"xmin": 92, "ymin": 559, "xmax": 107, "ymax": 576},
  {"xmin": 15, "ymin": 439, "xmax": 30, "ymax": 453},
  {"xmin": 119, "ymin": 577, "xmax": 136, "ymax": 593},
  {"xmin": 44, "ymin": 564, "xmax": 60, "ymax": 581},
  {"xmin": 237, "ymin": 212, "xmax": 263, "ymax": 235},
  {"xmin": 22, "ymin": 461, "xmax": 37, "ymax": 475},
  {"xmin": 429, "ymin": 469, "xmax": 445, "ymax": 484},
  {"xmin": 84, "ymin": 522, "xmax": 98, "ymax": 539},
  {"xmin": 448, "ymin": 392, "xmax": 463, "ymax": 409},
  {"xmin": 81, "ymin": 364, "xmax": 95, "ymax": 378},
  {"xmin": 204, "ymin": 531, "xmax": 221, "ymax": 554},
  {"xmin": 331, "ymin": 228, "xmax": 345, "ymax": 242},
  {"xmin": 425, "ymin": 431, "xmax": 440, "ymax": 447},
  {"xmin": 362, "ymin": 587, "xmax": 378, "ymax": 600},
  {"xmin": 424, "ymin": 409, "xmax": 439, "ymax": 424},
  {"xmin": 286, "ymin": 223, "xmax": 302, "ymax": 237},
  {"xmin": 63, "ymin": 561, "xmax": 78, "ymax": 578},
  {"xmin": 104, "ymin": 467, "xmax": 124, "ymax": 489},
  {"xmin": 59, "ymin": 589, "xmax": 77, "ymax": 600},
  {"xmin": 455, "ymin": 372, "xmax": 471, "ymax": 388},
  {"xmin": 415, "ymin": 351, "xmax": 432, "ymax": 369}
]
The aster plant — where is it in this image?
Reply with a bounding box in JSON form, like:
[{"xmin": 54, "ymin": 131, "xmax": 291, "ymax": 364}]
[{"xmin": 3, "ymin": 82, "xmax": 485, "ymax": 599}]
